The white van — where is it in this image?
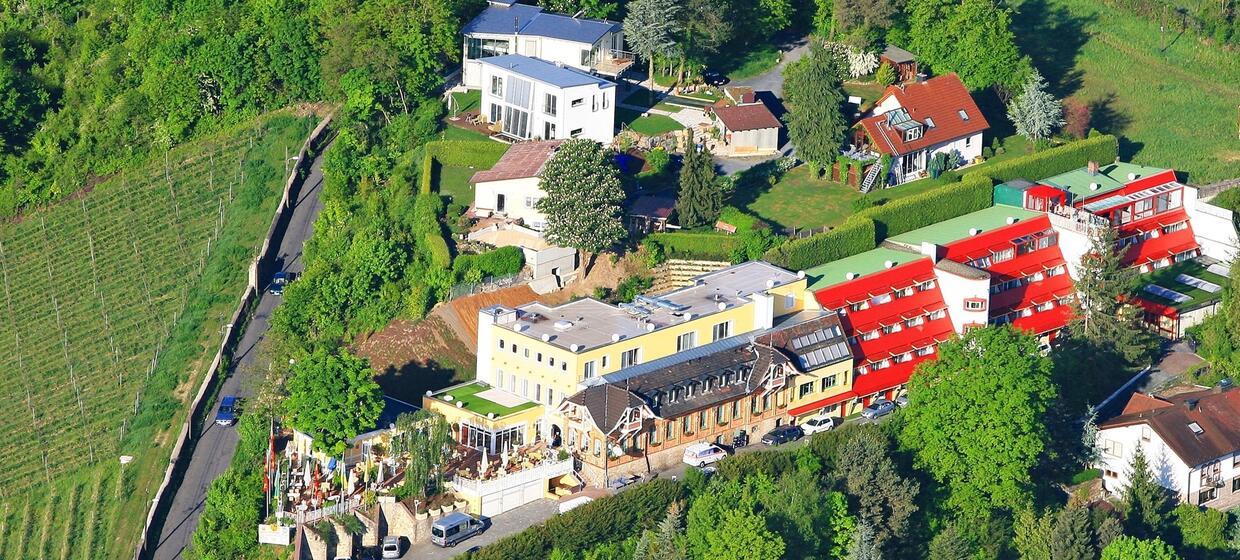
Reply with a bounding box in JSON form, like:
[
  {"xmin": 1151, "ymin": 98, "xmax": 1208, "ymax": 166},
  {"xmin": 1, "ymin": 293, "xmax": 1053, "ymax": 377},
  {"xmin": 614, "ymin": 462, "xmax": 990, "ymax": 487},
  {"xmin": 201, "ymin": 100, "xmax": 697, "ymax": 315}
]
[{"xmin": 682, "ymin": 442, "xmax": 728, "ymax": 468}]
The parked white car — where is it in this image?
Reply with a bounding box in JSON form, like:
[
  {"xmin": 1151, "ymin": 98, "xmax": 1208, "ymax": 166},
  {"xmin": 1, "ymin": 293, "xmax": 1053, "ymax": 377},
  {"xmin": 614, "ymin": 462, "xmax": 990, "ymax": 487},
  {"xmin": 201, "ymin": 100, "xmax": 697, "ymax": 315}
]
[
  {"xmin": 800, "ymin": 414, "xmax": 837, "ymax": 435},
  {"xmin": 682, "ymin": 442, "xmax": 728, "ymax": 468}
]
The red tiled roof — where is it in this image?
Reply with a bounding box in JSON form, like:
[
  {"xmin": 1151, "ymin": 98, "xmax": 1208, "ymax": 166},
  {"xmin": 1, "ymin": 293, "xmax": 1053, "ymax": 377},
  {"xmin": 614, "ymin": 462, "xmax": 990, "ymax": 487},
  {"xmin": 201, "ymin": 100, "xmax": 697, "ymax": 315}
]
[
  {"xmin": 470, "ymin": 140, "xmax": 563, "ymax": 183},
  {"xmin": 857, "ymin": 74, "xmax": 989, "ymax": 156},
  {"xmin": 814, "ymin": 258, "xmax": 957, "ymax": 400},
  {"xmin": 1122, "ymin": 226, "xmax": 1199, "ymax": 267},
  {"xmin": 714, "ymin": 102, "xmax": 782, "ymax": 132},
  {"xmin": 1121, "ymin": 392, "xmax": 1175, "ymax": 415}
]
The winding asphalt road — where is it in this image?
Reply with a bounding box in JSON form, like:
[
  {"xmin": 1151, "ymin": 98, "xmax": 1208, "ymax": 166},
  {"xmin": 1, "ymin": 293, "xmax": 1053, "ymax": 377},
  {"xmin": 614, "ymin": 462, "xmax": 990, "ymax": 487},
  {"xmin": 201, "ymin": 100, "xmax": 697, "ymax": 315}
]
[{"xmin": 149, "ymin": 148, "xmax": 328, "ymax": 560}]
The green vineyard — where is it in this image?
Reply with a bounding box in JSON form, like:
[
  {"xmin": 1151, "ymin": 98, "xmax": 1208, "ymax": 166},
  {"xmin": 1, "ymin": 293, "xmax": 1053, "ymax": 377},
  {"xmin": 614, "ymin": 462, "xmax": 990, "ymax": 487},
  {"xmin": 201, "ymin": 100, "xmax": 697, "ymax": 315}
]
[{"xmin": 0, "ymin": 112, "xmax": 314, "ymax": 558}]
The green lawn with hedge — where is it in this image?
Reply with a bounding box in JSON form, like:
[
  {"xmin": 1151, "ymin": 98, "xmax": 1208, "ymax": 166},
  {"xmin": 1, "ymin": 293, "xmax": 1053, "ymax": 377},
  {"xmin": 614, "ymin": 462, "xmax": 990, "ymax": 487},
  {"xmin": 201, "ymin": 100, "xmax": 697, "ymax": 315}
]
[{"xmin": 617, "ymin": 108, "xmax": 684, "ymax": 136}]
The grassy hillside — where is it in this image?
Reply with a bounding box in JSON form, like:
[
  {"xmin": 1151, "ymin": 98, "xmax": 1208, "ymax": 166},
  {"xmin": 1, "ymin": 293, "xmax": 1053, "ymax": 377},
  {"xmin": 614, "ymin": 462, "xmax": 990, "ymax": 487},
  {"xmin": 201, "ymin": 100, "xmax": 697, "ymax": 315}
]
[
  {"xmin": 1014, "ymin": 0, "xmax": 1240, "ymax": 182},
  {"xmin": 0, "ymin": 111, "xmax": 314, "ymax": 559}
]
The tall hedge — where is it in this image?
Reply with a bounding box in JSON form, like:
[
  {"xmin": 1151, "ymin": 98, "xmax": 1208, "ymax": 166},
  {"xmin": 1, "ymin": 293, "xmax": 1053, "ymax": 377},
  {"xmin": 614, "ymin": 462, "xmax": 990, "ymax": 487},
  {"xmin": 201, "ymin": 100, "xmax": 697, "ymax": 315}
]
[
  {"xmin": 854, "ymin": 174, "xmax": 994, "ymax": 238},
  {"xmin": 970, "ymin": 133, "xmax": 1119, "ymax": 184},
  {"xmin": 763, "ymin": 218, "xmax": 877, "ymax": 271},
  {"xmin": 645, "ymin": 232, "xmax": 744, "ymax": 261},
  {"xmin": 424, "ymin": 233, "xmax": 451, "ymax": 268},
  {"xmin": 470, "ymin": 478, "xmax": 683, "ymax": 559},
  {"xmin": 419, "ymin": 140, "xmax": 511, "ymax": 193},
  {"xmin": 452, "ymin": 246, "xmax": 525, "ymax": 278}
]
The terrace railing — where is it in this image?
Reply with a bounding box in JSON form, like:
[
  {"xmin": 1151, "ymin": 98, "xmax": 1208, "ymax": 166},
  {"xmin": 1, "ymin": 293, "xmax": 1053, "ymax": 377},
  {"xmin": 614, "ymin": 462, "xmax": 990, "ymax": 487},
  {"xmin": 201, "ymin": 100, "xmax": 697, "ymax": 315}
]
[
  {"xmin": 295, "ymin": 495, "xmax": 363, "ymax": 525},
  {"xmin": 451, "ymin": 457, "xmax": 573, "ymax": 496}
]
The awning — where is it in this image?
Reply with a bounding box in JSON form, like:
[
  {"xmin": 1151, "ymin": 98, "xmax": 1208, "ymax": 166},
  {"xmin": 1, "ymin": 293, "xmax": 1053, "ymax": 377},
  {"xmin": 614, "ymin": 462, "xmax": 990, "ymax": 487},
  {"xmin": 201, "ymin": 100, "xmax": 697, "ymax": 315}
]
[{"xmin": 788, "ymin": 391, "xmax": 858, "ymax": 417}]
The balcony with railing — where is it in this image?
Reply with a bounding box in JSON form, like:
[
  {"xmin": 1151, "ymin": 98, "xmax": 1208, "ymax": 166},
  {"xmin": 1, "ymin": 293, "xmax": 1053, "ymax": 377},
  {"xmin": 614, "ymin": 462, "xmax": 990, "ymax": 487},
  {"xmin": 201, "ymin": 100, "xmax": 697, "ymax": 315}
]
[
  {"xmin": 591, "ymin": 49, "xmax": 636, "ymax": 76},
  {"xmin": 1049, "ymin": 204, "xmax": 1110, "ymax": 235}
]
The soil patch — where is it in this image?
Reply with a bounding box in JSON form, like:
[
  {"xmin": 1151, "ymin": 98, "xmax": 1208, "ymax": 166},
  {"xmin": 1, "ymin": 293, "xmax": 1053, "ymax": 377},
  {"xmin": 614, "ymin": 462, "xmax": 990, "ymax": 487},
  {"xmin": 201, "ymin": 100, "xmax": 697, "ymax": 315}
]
[{"xmin": 355, "ymin": 315, "xmax": 478, "ymax": 405}]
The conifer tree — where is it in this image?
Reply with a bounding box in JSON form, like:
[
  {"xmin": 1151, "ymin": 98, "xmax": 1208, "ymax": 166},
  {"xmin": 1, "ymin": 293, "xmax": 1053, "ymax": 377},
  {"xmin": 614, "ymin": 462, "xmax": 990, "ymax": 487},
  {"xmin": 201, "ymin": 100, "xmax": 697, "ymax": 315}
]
[
  {"xmin": 675, "ymin": 129, "xmax": 721, "ymax": 228},
  {"xmin": 928, "ymin": 523, "xmax": 972, "ymax": 560},
  {"xmin": 783, "ymin": 42, "xmax": 849, "ymax": 174},
  {"xmin": 1008, "ymin": 69, "xmax": 1064, "ymax": 144},
  {"xmin": 1070, "ymin": 225, "xmax": 1159, "ymax": 367},
  {"xmin": 1122, "ymin": 444, "xmax": 1171, "ymax": 540},
  {"xmin": 1050, "ymin": 506, "xmax": 1096, "ymax": 560}
]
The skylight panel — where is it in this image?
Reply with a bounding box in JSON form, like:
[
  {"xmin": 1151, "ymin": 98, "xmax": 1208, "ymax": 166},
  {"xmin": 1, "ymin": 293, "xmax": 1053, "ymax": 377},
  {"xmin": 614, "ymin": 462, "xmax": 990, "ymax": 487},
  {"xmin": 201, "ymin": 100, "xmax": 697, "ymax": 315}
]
[
  {"xmin": 958, "ymin": 109, "xmax": 969, "ymax": 120},
  {"xmin": 925, "ymin": 117, "xmax": 935, "ymax": 128},
  {"xmin": 1189, "ymin": 422, "xmax": 1204, "ymax": 435}
]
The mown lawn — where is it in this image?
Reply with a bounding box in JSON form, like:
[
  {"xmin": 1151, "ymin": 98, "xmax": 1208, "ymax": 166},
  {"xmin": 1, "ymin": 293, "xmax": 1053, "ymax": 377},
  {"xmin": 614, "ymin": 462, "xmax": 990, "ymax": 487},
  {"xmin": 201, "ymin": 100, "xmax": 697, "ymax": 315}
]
[
  {"xmin": 725, "ymin": 44, "xmax": 782, "ymax": 80},
  {"xmin": 440, "ymin": 125, "xmax": 492, "ymax": 142},
  {"xmin": 1013, "ymin": 0, "xmax": 1240, "ymax": 182},
  {"xmin": 617, "ymin": 108, "xmax": 684, "ymax": 136},
  {"xmin": 449, "ymin": 89, "xmax": 481, "ymax": 115}
]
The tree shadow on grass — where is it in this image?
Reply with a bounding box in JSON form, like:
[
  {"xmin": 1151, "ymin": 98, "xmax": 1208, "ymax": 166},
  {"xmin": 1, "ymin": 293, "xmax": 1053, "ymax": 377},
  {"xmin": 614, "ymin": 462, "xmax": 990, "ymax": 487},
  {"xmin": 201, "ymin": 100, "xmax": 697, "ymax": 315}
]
[
  {"xmin": 1089, "ymin": 93, "xmax": 1143, "ymax": 160},
  {"xmin": 1011, "ymin": 0, "xmax": 1096, "ymax": 98},
  {"xmin": 374, "ymin": 360, "xmax": 468, "ymax": 405}
]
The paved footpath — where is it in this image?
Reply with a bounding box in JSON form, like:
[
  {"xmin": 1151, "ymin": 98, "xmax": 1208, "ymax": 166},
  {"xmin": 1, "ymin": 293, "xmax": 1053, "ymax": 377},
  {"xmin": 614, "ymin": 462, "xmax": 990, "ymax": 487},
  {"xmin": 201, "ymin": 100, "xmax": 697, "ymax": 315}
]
[{"xmin": 149, "ymin": 150, "xmax": 328, "ymax": 560}]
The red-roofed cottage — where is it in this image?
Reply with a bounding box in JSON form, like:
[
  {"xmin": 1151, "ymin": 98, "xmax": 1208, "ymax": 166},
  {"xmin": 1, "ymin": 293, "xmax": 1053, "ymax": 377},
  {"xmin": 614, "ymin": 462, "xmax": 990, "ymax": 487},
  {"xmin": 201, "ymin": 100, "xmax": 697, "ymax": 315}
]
[
  {"xmin": 471, "ymin": 140, "xmax": 562, "ymax": 230},
  {"xmin": 711, "ymin": 99, "xmax": 782, "ymax": 156},
  {"xmin": 855, "ymin": 74, "xmax": 989, "ymax": 185}
]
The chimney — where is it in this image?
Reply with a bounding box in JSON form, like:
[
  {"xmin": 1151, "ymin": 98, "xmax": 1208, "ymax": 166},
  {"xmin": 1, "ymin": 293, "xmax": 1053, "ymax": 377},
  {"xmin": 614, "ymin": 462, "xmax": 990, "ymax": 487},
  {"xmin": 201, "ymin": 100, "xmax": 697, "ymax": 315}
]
[
  {"xmin": 1087, "ymin": 160, "xmax": 1099, "ymax": 175},
  {"xmin": 1185, "ymin": 398, "xmax": 1199, "ymax": 411}
]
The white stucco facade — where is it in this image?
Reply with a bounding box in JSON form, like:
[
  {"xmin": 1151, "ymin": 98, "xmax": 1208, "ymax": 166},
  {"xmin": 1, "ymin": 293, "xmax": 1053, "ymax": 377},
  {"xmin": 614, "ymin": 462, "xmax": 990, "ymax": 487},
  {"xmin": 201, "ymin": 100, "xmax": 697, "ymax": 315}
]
[
  {"xmin": 889, "ymin": 133, "xmax": 984, "ymax": 185},
  {"xmin": 462, "ymin": 31, "xmax": 624, "ymax": 88},
  {"xmin": 1096, "ymin": 422, "xmax": 1240, "ymax": 507},
  {"xmin": 932, "ymin": 263, "xmax": 990, "ymax": 333},
  {"xmin": 1186, "ymin": 186, "xmax": 1239, "ymax": 263},
  {"xmin": 478, "ymin": 60, "xmax": 615, "ymax": 144},
  {"xmin": 475, "ymin": 176, "xmax": 547, "ymax": 229}
]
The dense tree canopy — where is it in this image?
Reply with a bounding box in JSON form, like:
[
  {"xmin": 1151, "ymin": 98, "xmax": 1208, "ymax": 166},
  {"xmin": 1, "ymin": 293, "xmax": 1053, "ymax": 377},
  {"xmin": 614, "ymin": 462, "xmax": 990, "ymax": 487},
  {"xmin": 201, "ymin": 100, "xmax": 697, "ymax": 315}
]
[
  {"xmin": 536, "ymin": 139, "xmax": 628, "ymax": 253},
  {"xmin": 901, "ymin": 326, "xmax": 1058, "ymax": 517},
  {"xmin": 906, "ymin": 0, "xmax": 1030, "ymax": 92},
  {"xmin": 1101, "ymin": 536, "xmax": 1182, "ymax": 560},
  {"xmin": 284, "ymin": 347, "xmax": 384, "ymax": 456}
]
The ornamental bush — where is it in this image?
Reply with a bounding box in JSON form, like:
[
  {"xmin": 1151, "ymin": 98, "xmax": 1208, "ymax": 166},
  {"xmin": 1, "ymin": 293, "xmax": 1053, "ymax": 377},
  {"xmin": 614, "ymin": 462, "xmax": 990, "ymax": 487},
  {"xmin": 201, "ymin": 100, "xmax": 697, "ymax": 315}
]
[
  {"xmin": 424, "ymin": 233, "xmax": 451, "ymax": 268},
  {"xmin": 854, "ymin": 174, "xmax": 993, "ymax": 238},
  {"xmin": 969, "ymin": 133, "xmax": 1118, "ymax": 184},
  {"xmin": 763, "ymin": 218, "xmax": 877, "ymax": 271},
  {"xmin": 452, "ymin": 246, "xmax": 525, "ymax": 279}
]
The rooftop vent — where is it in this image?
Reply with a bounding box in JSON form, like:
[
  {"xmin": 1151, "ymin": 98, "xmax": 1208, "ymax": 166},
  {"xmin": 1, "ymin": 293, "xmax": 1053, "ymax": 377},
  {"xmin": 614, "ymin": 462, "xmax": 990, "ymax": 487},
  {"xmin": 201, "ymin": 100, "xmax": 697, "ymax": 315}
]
[
  {"xmin": 797, "ymin": 270, "xmax": 806, "ymax": 279},
  {"xmin": 1089, "ymin": 182, "xmax": 1100, "ymax": 191},
  {"xmin": 766, "ymin": 279, "xmax": 777, "ymax": 288},
  {"xmin": 969, "ymin": 228, "xmax": 981, "ymax": 236},
  {"xmin": 1087, "ymin": 160, "xmax": 1099, "ymax": 175},
  {"xmin": 553, "ymin": 320, "xmax": 574, "ymax": 331},
  {"xmin": 1128, "ymin": 173, "xmax": 1139, "ymax": 181},
  {"xmin": 611, "ymin": 333, "xmax": 623, "ymax": 342},
  {"xmin": 541, "ymin": 333, "xmax": 552, "ymax": 342},
  {"xmin": 570, "ymin": 343, "xmax": 582, "ymax": 352},
  {"xmin": 1188, "ymin": 421, "xmax": 1204, "ymax": 435},
  {"xmin": 514, "ymin": 322, "xmax": 530, "ymax": 332},
  {"xmin": 1006, "ymin": 216, "xmax": 1019, "ymax": 225},
  {"xmin": 1185, "ymin": 398, "xmax": 1200, "ymax": 411},
  {"xmin": 846, "ymin": 272, "xmax": 858, "ymax": 280},
  {"xmin": 647, "ymin": 323, "xmax": 657, "ymax": 331},
  {"xmin": 717, "ymin": 302, "xmax": 727, "ymax": 311},
  {"xmin": 884, "ymin": 260, "xmax": 897, "ymax": 268}
]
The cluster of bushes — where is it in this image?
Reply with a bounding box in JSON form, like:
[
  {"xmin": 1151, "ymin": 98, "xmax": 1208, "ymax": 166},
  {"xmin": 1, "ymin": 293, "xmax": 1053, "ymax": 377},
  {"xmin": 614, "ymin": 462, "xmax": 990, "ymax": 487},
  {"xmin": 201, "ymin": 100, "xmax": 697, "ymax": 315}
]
[
  {"xmin": 451, "ymin": 246, "xmax": 525, "ymax": 282},
  {"xmin": 855, "ymin": 174, "xmax": 995, "ymax": 238},
  {"xmin": 468, "ymin": 479, "xmax": 683, "ymax": 559},
  {"xmin": 645, "ymin": 232, "xmax": 744, "ymax": 261},
  {"xmin": 763, "ymin": 218, "xmax": 877, "ymax": 271},
  {"xmin": 418, "ymin": 140, "xmax": 510, "ymax": 193},
  {"xmin": 717, "ymin": 206, "xmax": 761, "ymax": 231}
]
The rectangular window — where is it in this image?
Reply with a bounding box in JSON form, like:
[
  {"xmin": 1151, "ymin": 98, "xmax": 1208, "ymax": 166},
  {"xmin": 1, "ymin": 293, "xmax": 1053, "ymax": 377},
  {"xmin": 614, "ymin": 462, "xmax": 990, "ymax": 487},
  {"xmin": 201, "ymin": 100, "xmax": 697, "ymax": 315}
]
[
  {"xmin": 1233, "ymin": 477, "xmax": 1240, "ymax": 493},
  {"xmin": 677, "ymin": 332, "xmax": 696, "ymax": 351},
  {"xmin": 467, "ymin": 37, "xmax": 510, "ymax": 59},
  {"xmin": 699, "ymin": 410, "xmax": 707, "ymax": 430},
  {"xmin": 536, "ymin": 352, "xmax": 543, "ymax": 362},
  {"xmin": 666, "ymin": 421, "xmax": 675, "ymax": 440},
  {"xmin": 799, "ymin": 382, "xmax": 815, "ymax": 398},
  {"xmin": 521, "ymin": 378, "xmax": 528, "ymax": 397},
  {"xmin": 964, "ymin": 299, "xmax": 987, "ymax": 311},
  {"xmin": 547, "ymin": 388, "xmax": 554, "ymax": 406},
  {"xmin": 544, "ymin": 93, "xmax": 557, "ymax": 116},
  {"xmin": 715, "ymin": 405, "xmax": 725, "ymax": 424},
  {"xmin": 549, "ymin": 357, "xmax": 555, "ymax": 367},
  {"xmin": 712, "ymin": 321, "xmax": 732, "ymax": 341},
  {"xmin": 583, "ymin": 361, "xmax": 596, "ymax": 378},
  {"xmin": 490, "ymin": 75, "xmax": 503, "ymax": 96},
  {"xmin": 535, "ymin": 383, "xmax": 542, "ymax": 402},
  {"xmin": 543, "ymin": 122, "xmax": 556, "ymax": 139},
  {"xmin": 580, "ymin": 49, "xmax": 591, "ymax": 66},
  {"xmin": 499, "ymin": 339, "xmax": 505, "ymax": 349},
  {"xmin": 602, "ymin": 92, "xmax": 609, "ymax": 109},
  {"xmin": 731, "ymin": 400, "xmax": 739, "ymax": 419},
  {"xmin": 1100, "ymin": 439, "xmax": 1123, "ymax": 458},
  {"xmin": 649, "ymin": 426, "xmax": 659, "ymax": 444},
  {"xmin": 601, "ymin": 356, "xmax": 609, "ymax": 369},
  {"xmin": 1200, "ymin": 488, "xmax": 1218, "ymax": 504},
  {"xmin": 821, "ymin": 375, "xmax": 838, "ymax": 390},
  {"xmin": 571, "ymin": 98, "xmax": 584, "ymax": 107},
  {"xmin": 621, "ymin": 348, "xmax": 639, "ymax": 368},
  {"xmin": 570, "ymin": 128, "xmax": 583, "ymax": 137},
  {"xmin": 682, "ymin": 416, "xmax": 691, "ymax": 434}
]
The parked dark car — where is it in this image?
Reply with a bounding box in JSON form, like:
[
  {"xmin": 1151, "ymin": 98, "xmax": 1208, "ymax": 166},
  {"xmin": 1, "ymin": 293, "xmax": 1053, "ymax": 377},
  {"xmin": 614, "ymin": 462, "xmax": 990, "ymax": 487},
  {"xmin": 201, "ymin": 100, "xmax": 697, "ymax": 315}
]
[
  {"xmin": 215, "ymin": 395, "xmax": 239, "ymax": 426},
  {"xmin": 703, "ymin": 71, "xmax": 729, "ymax": 86},
  {"xmin": 861, "ymin": 399, "xmax": 897, "ymax": 419},
  {"xmin": 760, "ymin": 425, "xmax": 804, "ymax": 446},
  {"xmin": 269, "ymin": 271, "xmax": 296, "ymax": 295}
]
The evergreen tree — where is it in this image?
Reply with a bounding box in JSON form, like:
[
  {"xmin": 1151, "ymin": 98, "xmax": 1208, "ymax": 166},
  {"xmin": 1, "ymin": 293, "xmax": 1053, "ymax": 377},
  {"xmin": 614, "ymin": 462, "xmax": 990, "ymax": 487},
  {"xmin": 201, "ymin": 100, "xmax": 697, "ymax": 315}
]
[
  {"xmin": 1008, "ymin": 70, "xmax": 1065, "ymax": 144},
  {"xmin": 1122, "ymin": 444, "xmax": 1171, "ymax": 540},
  {"xmin": 928, "ymin": 523, "xmax": 973, "ymax": 560},
  {"xmin": 1050, "ymin": 506, "xmax": 1096, "ymax": 560},
  {"xmin": 634, "ymin": 502, "xmax": 686, "ymax": 560},
  {"xmin": 1070, "ymin": 225, "xmax": 1160, "ymax": 367},
  {"xmin": 782, "ymin": 43, "xmax": 849, "ymax": 173},
  {"xmin": 847, "ymin": 520, "xmax": 882, "ymax": 560},
  {"xmin": 535, "ymin": 138, "xmax": 627, "ymax": 260},
  {"xmin": 1096, "ymin": 516, "xmax": 1125, "ymax": 551},
  {"xmin": 836, "ymin": 425, "xmax": 919, "ymax": 551},
  {"xmin": 874, "ymin": 61, "xmax": 896, "ymax": 87},
  {"xmin": 1013, "ymin": 508, "xmax": 1054, "ymax": 560},
  {"xmin": 624, "ymin": 0, "xmax": 681, "ymax": 98},
  {"xmin": 676, "ymin": 129, "xmax": 722, "ymax": 228}
]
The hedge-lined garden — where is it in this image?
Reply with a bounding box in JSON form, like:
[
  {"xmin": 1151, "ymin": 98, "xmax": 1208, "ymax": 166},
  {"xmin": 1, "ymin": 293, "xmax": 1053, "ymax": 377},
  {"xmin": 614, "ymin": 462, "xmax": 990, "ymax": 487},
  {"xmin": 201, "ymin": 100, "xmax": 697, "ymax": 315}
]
[
  {"xmin": 645, "ymin": 232, "xmax": 745, "ymax": 261},
  {"xmin": 967, "ymin": 132, "xmax": 1119, "ymax": 184},
  {"xmin": 853, "ymin": 174, "xmax": 995, "ymax": 238},
  {"xmin": 419, "ymin": 140, "xmax": 511, "ymax": 194},
  {"xmin": 763, "ymin": 218, "xmax": 877, "ymax": 271}
]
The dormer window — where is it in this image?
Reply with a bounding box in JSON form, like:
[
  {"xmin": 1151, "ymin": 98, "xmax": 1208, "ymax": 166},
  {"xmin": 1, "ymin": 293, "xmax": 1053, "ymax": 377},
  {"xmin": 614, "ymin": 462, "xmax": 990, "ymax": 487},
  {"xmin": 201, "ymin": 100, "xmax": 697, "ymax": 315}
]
[{"xmin": 904, "ymin": 126, "xmax": 922, "ymax": 141}]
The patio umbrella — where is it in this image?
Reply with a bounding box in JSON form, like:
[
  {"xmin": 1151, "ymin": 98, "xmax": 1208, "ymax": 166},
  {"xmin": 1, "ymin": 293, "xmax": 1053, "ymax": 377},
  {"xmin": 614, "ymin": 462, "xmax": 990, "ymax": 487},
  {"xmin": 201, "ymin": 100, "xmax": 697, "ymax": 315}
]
[
  {"xmin": 481, "ymin": 447, "xmax": 489, "ymax": 475},
  {"xmin": 376, "ymin": 461, "xmax": 384, "ymax": 485}
]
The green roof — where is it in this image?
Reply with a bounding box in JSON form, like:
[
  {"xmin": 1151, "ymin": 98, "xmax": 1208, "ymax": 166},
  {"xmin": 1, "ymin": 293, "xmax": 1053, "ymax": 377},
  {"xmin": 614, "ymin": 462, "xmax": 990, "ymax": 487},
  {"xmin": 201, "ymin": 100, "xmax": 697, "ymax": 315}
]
[
  {"xmin": 431, "ymin": 381, "xmax": 539, "ymax": 417},
  {"xmin": 888, "ymin": 205, "xmax": 1041, "ymax": 247},
  {"xmin": 1139, "ymin": 260, "xmax": 1229, "ymax": 311},
  {"xmin": 807, "ymin": 247, "xmax": 922, "ymax": 290},
  {"xmin": 1042, "ymin": 162, "xmax": 1168, "ymax": 200}
]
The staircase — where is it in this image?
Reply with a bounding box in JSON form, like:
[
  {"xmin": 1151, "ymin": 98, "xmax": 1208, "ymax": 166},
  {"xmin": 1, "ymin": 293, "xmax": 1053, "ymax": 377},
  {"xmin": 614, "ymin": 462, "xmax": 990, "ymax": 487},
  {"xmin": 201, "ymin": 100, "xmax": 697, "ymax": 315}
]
[{"xmin": 860, "ymin": 163, "xmax": 882, "ymax": 193}]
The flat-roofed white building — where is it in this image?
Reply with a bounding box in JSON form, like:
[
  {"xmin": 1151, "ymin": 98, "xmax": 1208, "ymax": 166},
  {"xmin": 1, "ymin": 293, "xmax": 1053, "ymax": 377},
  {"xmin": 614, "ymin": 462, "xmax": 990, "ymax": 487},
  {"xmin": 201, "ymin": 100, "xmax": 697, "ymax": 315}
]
[{"xmin": 479, "ymin": 54, "xmax": 616, "ymax": 143}]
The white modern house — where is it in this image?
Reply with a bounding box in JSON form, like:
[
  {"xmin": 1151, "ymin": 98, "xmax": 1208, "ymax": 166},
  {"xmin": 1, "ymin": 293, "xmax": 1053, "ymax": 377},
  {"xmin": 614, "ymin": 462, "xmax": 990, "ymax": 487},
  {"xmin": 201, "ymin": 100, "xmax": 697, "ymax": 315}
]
[
  {"xmin": 461, "ymin": 0, "xmax": 632, "ymax": 89},
  {"xmin": 478, "ymin": 54, "xmax": 616, "ymax": 144},
  {"xmin": 854, "ymin": 73, "xmax": 988, "ymax": 185},
  {"xmin": 1096, "ymin": 387, "xmax": 1240, "ymax": 509}
]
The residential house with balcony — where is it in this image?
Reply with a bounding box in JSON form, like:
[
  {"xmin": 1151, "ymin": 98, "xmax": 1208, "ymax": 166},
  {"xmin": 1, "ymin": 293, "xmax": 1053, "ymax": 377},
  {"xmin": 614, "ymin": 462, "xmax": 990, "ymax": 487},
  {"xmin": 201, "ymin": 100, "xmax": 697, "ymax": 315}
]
[
  {"xmin": 461, "ymin": 0, "xmax": 632, "ymax": 89},
  {"xmin": 1096, "ymin": 386, "xmax": 1240, "ymax": 509},
  {"xmin": 478, "ymin": 54, "xmax": 616, "ymax": 143},
  {"xmin": 854, "ymin": 74, "xmax": 988, "ymax": 185},
  {"xmin": 559, "ymin": 313, "xmax": 852, "ymax": 485}
]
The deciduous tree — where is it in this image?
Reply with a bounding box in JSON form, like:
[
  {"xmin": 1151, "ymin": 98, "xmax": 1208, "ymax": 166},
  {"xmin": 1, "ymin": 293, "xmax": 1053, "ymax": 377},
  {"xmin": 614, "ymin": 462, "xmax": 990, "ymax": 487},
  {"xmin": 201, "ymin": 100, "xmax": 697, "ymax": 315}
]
[
  {"xmin": 535, "ymin": 138, "xmax": 628, "ymax": 259},
  {"xmin": 783, "ymin": 43, "xmax": 848, "ymax": 173},
  {"xmin": 907, "ymin": 0, "xmax": 1030, "ymax": 92},
  {"xmin": 703, "ymin": 509, "xmax": 785, "ymax": 560},
  {"xmin": 1100, "ymin": 536, "xmax": 1180, "ymax": 560},
  {"xmin": 1008, "ymin": 70, "xmax": 1065, "ymax": 144},
  {"xmin": 284, "ymin": 347, "xmax": 384, "ymax": 456},
  {"xmin": 901, "ymin": 327, "xmax": 1058, "ymax": 517}
]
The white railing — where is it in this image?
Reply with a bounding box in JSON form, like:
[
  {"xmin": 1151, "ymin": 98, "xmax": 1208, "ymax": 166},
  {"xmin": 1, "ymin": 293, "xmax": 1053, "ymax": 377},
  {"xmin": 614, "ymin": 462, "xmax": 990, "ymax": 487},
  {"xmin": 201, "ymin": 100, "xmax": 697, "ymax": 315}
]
[
  {"xmin": 294, "ymin": 495, "xmax": 363, "ymax": 525},
  {"xmin": 451, "ymin": 458, "xmax": 573, "ymax": 496},
  {"xmin": 1048, "ymin": 205, "xmax": 1110, "ymax": 235}
]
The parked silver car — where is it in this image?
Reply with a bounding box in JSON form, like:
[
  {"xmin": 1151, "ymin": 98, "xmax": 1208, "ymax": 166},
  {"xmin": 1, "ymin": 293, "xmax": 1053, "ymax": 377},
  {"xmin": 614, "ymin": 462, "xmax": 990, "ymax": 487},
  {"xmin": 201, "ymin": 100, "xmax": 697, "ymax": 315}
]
[
  {"xmin": 861, "ymin": 399, "xmax": 897, "ymax": 419},
  {"xmin": 381, "ymin": 536, "xmax": 401, "ymax": 558}
]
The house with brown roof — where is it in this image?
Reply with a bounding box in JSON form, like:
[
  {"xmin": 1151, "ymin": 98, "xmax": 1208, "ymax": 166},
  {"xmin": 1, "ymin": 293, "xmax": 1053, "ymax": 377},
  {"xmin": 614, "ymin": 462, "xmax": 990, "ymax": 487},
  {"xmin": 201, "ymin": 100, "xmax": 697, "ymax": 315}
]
[
  {"xmin": 1096, "ymin": 385, "xmax": 1240, "ymax": 509},
  {"xmin": 557, "ymin": 312, "xmax": 852, "ymax": 486},
  {"xmin": 854, "ymin": 73, "xmax": 988, "ymax": 185},
  {"xmin": 471, "ymin": 140, "xmax": 563, "ymax": 230},
  {"xmin": 710, "ymin": 96, "xmax": 782, "ymax": 156}
]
